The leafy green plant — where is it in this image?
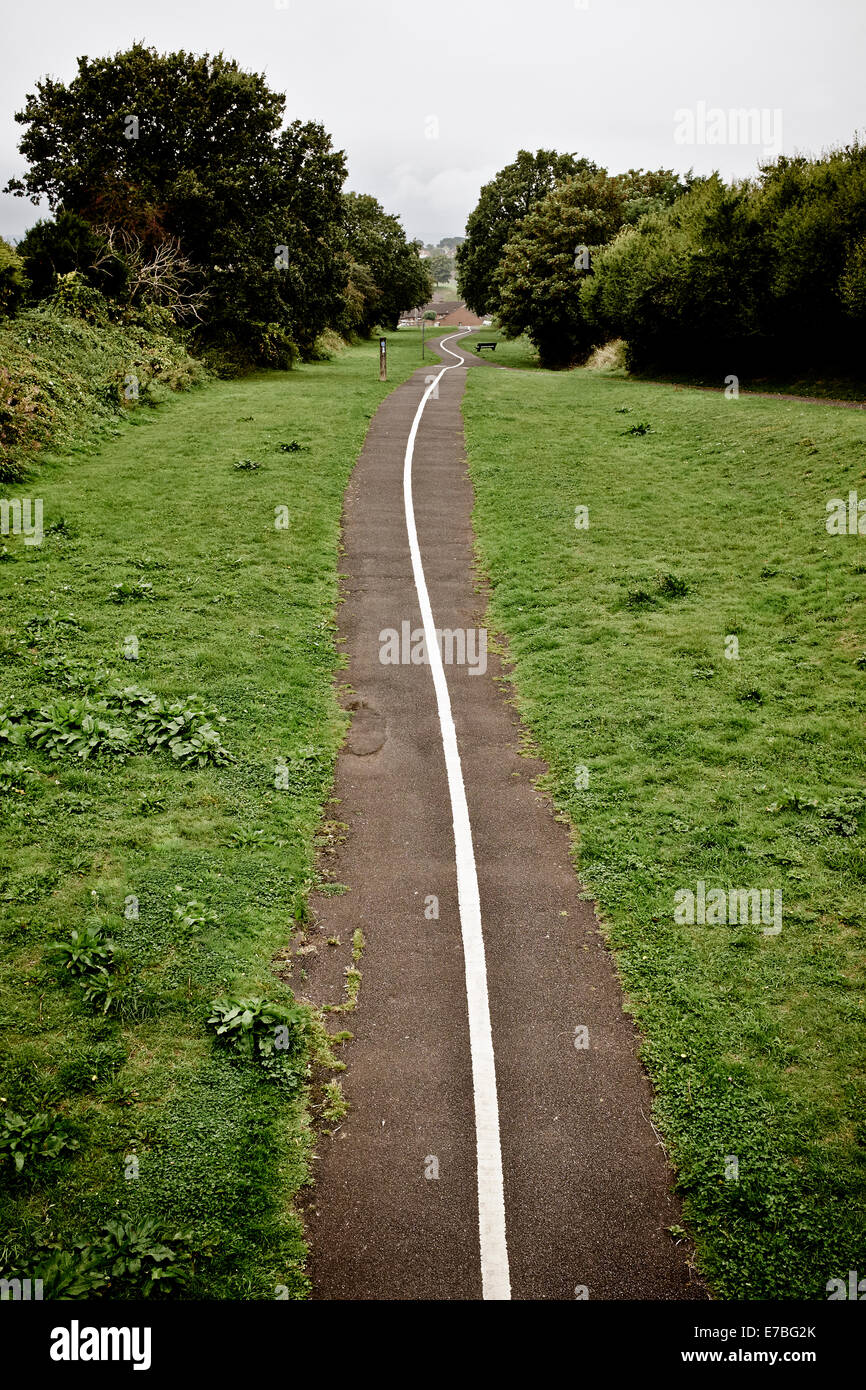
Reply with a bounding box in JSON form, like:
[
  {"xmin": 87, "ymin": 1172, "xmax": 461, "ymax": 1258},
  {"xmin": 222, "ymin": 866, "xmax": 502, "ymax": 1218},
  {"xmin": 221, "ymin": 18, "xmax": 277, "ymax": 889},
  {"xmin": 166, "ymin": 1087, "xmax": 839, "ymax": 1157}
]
[
  {"xmin": 0, "ymin": 759, "xmax": 34, "ymax": 794},
  {"xmin": 29, "ymin": 697, "xmax": 131, "ymax": 760},
  {"xmin": 108, "ymin": 579, "xmax": 154, "ymax": 604},
  {"xmin": 79, "ymin": 970, "xmax": 124, "ymax": 1015},
  {"xmin": 134, "ymin": 696, "xmax": 234, "ymax": 767},
  {"xmin": 233, "ymin": 458, "xmax": 263, "ymax": 470},
  {"xmin": 319, "ymin": 1079, "xmax": 348, "ymax": 1125},
  {"xmin": 657, "ymin": 572, "xmax": 690, "ymax": 598},
  {"xmin": 44, "ymin": 516, "xmax": 76, "ymax": 538},
  {"xmin": 0, "ymin": 1109, "xmax": 79, "ymax": 1174},
  {"xmin": 24, "ymin": 612, "xmax": 80, "ymax": 642},
  {"xmin": 820, "ymin": 794, "xmax": 864, "ymax": 837},
  {"xmin": 97, "ymin": 1213, "xmax": 192, "ymax": 1296},
  {"xmin": 765, "ymin": 791, "xmax": 820, "ymax": 815},
  {"xmin": 25, "ymin": 1248, "xmax": 108, "ymax": 1298},
  {"xmin": 626, "ymin": 587, "xmax": 658, "ymax": 609},
  {"xmin": 50, "ymin": 923, "xmax": 115, "ymax": 979},
  {"xmin": 0, "ymin": 701, "xmax": 29, "ymax": 750},
  {"xmin": 173, "ymin": 890, "xmax": 218, "ymax": 933},
  {"xmin": 6, "ymin": 1215, "xmax": 192, "ymax": 1298},
  {"xmin": 207, "ymin": 995, "xmax": 309, "ymax": 1091},
  {"xmin": 38, "ymin": 651, "xmax": 111, "ymax": 692}
]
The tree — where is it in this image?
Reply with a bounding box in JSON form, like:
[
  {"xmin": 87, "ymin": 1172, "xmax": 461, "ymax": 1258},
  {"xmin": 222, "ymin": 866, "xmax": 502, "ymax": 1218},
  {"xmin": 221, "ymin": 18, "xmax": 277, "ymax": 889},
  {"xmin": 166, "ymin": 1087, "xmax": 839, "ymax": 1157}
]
[
  {"xmin": 425, "ymin": 250, "xmax": 453, "ymax": 285},
  {"xmin": 456, "ymin": 149, "xmax": 599, "ymax": 314},
  {"xmin": 341, "ymin": 193, "xmax": 432, "ymax": 333},
  {"xmin": 495, "ymin": 171, "xmax": 627, "ymax": 368},
  {"xmin": 614, "ymin": 167, "xmax": 696, "ymax": 226},
  {"xmin": 580, "ymin": 176, "xmax": 773, "ymax": 374},
  {"xmin": 17, "ymin": 211, "xmax": 127, "ymax": 300},
  {"xmin": 5, "ymin": 45, "xmax": 348, "ymax": 363}
]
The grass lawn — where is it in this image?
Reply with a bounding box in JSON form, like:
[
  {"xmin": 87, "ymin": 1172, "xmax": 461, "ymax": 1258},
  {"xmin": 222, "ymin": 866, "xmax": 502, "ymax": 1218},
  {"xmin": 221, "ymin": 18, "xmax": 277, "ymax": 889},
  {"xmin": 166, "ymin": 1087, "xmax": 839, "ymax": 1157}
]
[
  {"xmin": 458, "ymin": 330, "xmax": 542, "ymax": 370},
  {"xmin": 0, "ymin": 329, "xmax": 437, "ymax": 1298},
  {"xmin": 462, "ymin": 367, "xmax": 866, "ymax": 1298}
]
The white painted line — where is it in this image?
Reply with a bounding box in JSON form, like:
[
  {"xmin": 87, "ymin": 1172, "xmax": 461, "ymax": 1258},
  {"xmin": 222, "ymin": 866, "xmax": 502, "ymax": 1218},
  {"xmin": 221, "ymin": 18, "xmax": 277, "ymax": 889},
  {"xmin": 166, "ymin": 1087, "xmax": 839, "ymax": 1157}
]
[{"xmin": 402, "ymin": 332, "xmax": 511, "ymax": 1301}]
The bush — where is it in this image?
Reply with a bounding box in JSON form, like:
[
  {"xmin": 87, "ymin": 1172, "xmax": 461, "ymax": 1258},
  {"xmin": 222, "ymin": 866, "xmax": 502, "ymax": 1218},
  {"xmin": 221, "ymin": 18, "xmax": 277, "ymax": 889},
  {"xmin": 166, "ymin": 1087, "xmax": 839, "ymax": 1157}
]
[
  {"xmin": 0, "ymin": 237, "xmax": 26, "ymax": 318},
  {"xmin": 49, "ymin": 271, "xmax": 111, "ymax": 325},
  {"xmin": 583, "ymin": 143, "xmax": 866, "ymax": 380},
  {"xmin": 16, "ymin": 210, "xmax": 126, "ymax": 301}
]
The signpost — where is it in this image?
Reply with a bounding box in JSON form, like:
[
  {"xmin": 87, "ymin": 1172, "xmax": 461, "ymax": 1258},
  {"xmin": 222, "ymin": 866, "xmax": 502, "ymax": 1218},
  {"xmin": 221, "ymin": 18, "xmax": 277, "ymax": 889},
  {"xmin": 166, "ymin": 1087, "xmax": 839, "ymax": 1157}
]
[{"xmin": 379, "ymin": 336, "xmax": 387, "ymax": 381}]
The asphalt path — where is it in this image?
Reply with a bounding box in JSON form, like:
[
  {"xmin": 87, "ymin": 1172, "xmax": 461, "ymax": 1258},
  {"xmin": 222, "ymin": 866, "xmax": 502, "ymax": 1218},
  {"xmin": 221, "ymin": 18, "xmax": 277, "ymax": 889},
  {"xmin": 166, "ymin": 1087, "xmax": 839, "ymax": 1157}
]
[{"xmin": 302, "ymin": 332, "xmax": 705, "ymax": 1301}]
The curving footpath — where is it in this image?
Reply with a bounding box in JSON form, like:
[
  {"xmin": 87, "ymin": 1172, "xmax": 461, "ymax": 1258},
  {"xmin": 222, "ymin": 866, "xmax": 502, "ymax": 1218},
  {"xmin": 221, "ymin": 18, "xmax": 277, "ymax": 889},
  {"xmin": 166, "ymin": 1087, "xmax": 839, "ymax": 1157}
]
[{"xmin": 302, "ymin": 332, "xmax": 705, "ymax": 1301}]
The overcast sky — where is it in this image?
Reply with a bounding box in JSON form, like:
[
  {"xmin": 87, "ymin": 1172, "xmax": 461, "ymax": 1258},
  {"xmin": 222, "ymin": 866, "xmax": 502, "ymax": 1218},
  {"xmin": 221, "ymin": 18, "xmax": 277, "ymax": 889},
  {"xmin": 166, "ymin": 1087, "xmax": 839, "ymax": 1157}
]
[{"xmin": 2, "ymin": 0, "xmax": 864, "ymax": 245}]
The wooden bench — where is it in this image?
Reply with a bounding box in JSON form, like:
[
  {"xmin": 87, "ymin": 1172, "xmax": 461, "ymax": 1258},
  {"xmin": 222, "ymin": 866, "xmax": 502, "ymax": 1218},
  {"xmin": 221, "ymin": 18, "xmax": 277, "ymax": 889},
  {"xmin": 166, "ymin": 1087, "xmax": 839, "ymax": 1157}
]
[{"xmin": 475, "ymin": 341, "xmax": 497, "ymax": 352}]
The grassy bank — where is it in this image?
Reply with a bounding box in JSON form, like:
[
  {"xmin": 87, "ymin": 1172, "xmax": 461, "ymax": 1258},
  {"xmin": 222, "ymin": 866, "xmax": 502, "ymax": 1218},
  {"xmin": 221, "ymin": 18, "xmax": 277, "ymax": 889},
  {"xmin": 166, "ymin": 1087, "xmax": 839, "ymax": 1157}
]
[
  {"xmin": 462, "ymin": 367, "xmax": 866, "ymax": 1298},
  {"xmin": 0, "ymin": 329, "xmax": 436, "ymax": 1298},
  {"xmin": 458, "ymin": 330, "xmax": 541, "ymax": 369},
  {"xmin": 0, "ymin": 306, "xmax": 208, "ymax": 483}
]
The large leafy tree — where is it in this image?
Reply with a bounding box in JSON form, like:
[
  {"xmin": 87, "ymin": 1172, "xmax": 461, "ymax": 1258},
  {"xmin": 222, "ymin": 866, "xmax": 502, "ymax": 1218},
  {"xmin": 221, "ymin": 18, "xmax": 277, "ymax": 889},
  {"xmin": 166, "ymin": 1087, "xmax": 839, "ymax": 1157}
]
[
  {"xmin": 456, "ymin": 149, "xmax": 598, "ymax": 315},
  {"xmin": 340, "ymin": 193, "xmax": 432, "ymax": 334},
  {"xmin": 580, "ymin": 176, "xmax": 773, "ymax": 373},
  {"xmin": 496, "ymin": 171, "xmax": 626, "ymax": 367},
  {"xmin": 583, "ymin": 147, "xmax": 866, "ymax": 377},
  {"xmin": 5, "ymin": 44, "xmax": 348, "ymax": 362},
  {"xmin": 425, "ymin": 250, "xmax": 453, "ymax": 286}
]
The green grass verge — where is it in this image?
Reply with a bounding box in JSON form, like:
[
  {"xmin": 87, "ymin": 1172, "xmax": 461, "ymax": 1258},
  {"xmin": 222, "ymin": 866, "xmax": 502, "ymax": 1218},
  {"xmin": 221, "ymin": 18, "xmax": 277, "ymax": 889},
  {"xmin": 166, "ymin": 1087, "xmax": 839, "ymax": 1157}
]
[
  {"xmin": 458, "ymin": 330, "xmax": 542, "ymax": 370},
  {"xmin": 0, "ymin": 328, "xmax": 437, "ymax": 1298},
  {"xmin": 462, "ymin": 367, "xmax": 866, "ymax": 1299}
]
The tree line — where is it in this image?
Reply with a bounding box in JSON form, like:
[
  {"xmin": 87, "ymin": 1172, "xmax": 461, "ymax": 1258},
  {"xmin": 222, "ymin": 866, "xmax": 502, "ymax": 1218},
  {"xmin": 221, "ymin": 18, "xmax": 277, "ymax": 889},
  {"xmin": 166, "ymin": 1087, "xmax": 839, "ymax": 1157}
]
[
  {"xmin": 0, "ymin": 45, "xmax": 433, "ymax": 369},
  {"xmin": 457, "ymin": 143, "xmax": 866, "ymax": 378}
]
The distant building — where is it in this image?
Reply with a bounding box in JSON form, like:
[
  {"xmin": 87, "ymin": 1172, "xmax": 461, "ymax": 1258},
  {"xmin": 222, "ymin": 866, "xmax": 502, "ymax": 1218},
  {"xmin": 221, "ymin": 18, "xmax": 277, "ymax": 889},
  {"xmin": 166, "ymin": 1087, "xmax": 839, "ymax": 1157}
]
[{"xmin": 398, "ymin": 298, "xmax": 485, "ymax": 329}]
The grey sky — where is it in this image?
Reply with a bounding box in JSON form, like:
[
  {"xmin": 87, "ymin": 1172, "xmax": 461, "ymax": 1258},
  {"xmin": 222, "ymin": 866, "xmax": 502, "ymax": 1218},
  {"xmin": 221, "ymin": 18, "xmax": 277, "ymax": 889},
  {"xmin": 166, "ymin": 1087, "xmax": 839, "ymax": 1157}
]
[{"xmin": 2, "ymin": 0, "xmax": 864, "ymax": 245}]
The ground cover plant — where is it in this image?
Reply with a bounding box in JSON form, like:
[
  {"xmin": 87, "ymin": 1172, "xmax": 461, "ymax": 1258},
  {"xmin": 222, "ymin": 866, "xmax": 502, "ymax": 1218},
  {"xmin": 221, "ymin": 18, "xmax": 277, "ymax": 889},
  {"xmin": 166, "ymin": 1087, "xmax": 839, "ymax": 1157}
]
[
  {"xmin": 462, "ymin": 364, "xmax": 866, "ymax": 1297},
  {"xmin": 0, "ymin": 328, "xmax": 438, "ymax": 1298}
]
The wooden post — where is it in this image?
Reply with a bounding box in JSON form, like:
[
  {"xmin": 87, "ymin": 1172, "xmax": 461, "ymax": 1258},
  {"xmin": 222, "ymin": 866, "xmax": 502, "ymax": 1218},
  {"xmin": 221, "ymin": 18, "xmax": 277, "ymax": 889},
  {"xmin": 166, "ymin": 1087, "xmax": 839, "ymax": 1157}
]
[{"xmin": 379, "ymin": 336, "xmax": 387, "ymax": 382}]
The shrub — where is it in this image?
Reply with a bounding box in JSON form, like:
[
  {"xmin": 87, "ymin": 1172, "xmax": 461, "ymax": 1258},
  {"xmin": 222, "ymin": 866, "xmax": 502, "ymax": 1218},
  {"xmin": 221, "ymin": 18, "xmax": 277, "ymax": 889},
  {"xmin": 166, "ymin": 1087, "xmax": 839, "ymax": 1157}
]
[
  {"xmin": 582, "ymin": 142, "xmax": 866, "ymax": 379},
  {"xmin": 50, "ymin": 271, "xmax": 111, "ymax": 325},
  {"xmin": 0, "ymin": 237, "xmax": 26, "ymax": 319},
  {"xmin": 0, "ymin": 306, "xmax": 208, "ymax": 480},
  {"xmin": 16, "ymin": 211, "xmax": 127, "ymax": 301}
]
